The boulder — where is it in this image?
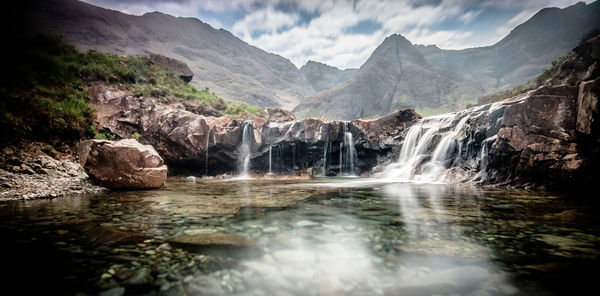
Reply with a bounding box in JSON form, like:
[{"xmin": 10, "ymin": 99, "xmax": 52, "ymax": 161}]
[
  {"xmin": 263, "ymin": 108, "xmax": 296, "ymax": 122},
  {"xmin": 576, "ymin": 78, "xmax": 599, "ymax": 135},
  {"xmin": 78, "ymin": 139, "xmax": 167, "ymax": 189},
  {"xmin": 166, "ymin": 232, "xmax": 261, "ymax": 254},
  {"xmin": 149, "ymin": 53, "xmax": 194, "ymax": 82}
]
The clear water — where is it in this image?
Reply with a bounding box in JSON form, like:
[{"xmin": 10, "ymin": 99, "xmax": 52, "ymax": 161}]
[{"xmin": 1, "ymin": 178, "xmax": 599, "ymax": 295}]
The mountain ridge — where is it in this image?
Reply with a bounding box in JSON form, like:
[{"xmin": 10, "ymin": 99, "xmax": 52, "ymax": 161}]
[
  {"xmin": 294, "ymin": 1, "xmax": 600, "ymax": 119},
  {"xmin": 17, "ymin": 0, "xmax": 314, "ymax": 110}
]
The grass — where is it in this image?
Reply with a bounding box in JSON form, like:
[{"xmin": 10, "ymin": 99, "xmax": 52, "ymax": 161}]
[
  {"xmin": 472, "ymin": 51, "xmax": 577, "ymax": 107},
  {"xmin": 0, "ymin": 35, "xmax": 262, "ymax": 145}
]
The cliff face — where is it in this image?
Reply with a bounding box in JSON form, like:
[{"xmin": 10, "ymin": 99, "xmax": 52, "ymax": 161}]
[
  {"xmin": 486, "ymin": 34, "xmax": 600, "ymax": 188},
  {"xmin": 87, "ymin": 32, "xmax": 600, "ymax": 189},
  {"xmin": 88, "ymin": 83, "xmax": 420, "ymax": 176}
]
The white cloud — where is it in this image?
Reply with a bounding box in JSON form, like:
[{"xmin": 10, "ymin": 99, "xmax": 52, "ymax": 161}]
[
  {"xmin": 232, "ymin": 7, "xmax": 300, "ymax": 39},
  {"xmin": 458, "ymin": 10, "xmax": 482, "ymax": 23},
  {"xmin": 406, "ymin": 28, "xmax": 474, "ymax": 49}
]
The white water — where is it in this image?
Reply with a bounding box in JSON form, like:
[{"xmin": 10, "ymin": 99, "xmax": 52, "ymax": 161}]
[
  {"xmin": 205, "ymin": 127, "xmax": 212, "ymax": 176},
  {"xmin": 268, "ymin": 145, "xmax": 273, "ymax": 175},
  {"xmin": 339, "ymin": 142, "xmax": 343, "ymax": 174},
  {"xmin": 380, "ymin": 108, "xmax": 491, "ymax": 183},
  {"xmin": 238, "ymin": 121, "xmax": 252, "ymax": 178},
  {"xmin": 344, "ymin": 132, "xmax": 356, "ymax": 175},
  {"xmin": 322, "ymin": 141, "xmax": 328, "ymax": 176}
]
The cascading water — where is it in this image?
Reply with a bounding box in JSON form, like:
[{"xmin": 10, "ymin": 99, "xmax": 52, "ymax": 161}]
[
  {"xmin": 322, "ymin": 141, "xmax": 328, "ymax": 176},
  {"xmin": 268, "ymin": 145, "xmax": 273, "ymax": 175},
  {"xmin": 237, "ymin": 121, "xmax": 252, "ymax": 178},
  {"xmin": 344, "ymin": 131, "xmax": 356, "ymax": 175},
  {"xmin": 381, "ymin": 101, "xmax": 509, "ymax": 183},
  {"xmin": 205, "ymin": 127, "xmax": 212, "ymax": 176},
  {"xmin": 339, "ymin": 142, "xmax": 343, "ymax": 174}
]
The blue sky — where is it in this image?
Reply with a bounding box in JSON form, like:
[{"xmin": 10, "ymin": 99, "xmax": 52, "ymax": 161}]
[{"xmin": 82, "ymin": 0, "xmax": 591, "ymax": 69}]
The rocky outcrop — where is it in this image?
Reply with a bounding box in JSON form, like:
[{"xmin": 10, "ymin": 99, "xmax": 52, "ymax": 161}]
[
  {"xmin": 0, "ymin": 142, "xmax": 104, "ymax": 201},
  {"xmin": 88, "ymin": 84, "xmax": 420, "ymax": 176},
  {"xmin": 262, "ymin": 108, "xmax": 296, "ymax": 122},
  {"xmin": 485, "ymin": 34, "xmax": 600, "ymax": 189},
  {"xmin": 371, "ymin": 34, "xmax": 600, "ymax": 190},
  {"xmin": 79, "ymin": 139, "xmax": 167, "ymax": 189},
  {"xmin": 149, "ymin": 54, "xmax": 194, "ymax": 82}
]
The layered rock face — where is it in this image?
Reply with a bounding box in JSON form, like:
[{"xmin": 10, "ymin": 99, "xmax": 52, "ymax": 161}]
[
  {"xmin": 79, "ymin": 139, "xmax": 167, "ymax": 189},
  {"xmin": 88, "ymin": 83, "xmax": 420, "ymax": 175},
  {"xmin": 487, "ymin": 35, "xmax": 600, "ymax": 188}
]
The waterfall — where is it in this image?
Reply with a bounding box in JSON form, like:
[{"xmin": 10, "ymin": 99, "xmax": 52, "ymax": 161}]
[
  {"xmin": 268, "ymin": 145, "xmax": 273, "ymax": 175},
  {"xmin": 205, "ymin": 127, "xmax": 212, "ymax": 176},
  {"xmin": 380, "ymin": 104, "xmax": 503, "ymax": 183},
  {"xmin": 238, "ymin": 121, "xmax": 252, "ymax": 178},
  {"xmin": 344, "ymin": 132, "xmax": 356, "ymax": 175},
  {"xmin": 322, "ymin": 141, "xmax": 328, "ymax": 176},
  {"xmin": 339, "ymin": 142, "xmax": 343, "ymax": 174}
]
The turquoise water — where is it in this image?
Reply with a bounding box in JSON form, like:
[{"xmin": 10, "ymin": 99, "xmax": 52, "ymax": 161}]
[{"xmin": 1, "ymin": 178, "xmax": 599, "ymax": 295}]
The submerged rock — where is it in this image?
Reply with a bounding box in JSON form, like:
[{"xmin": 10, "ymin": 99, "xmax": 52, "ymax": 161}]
[
  {"xmin": 78, "ymin": 139, "xmax": 167, "ymax": 189},
  {"xmin": 166, "ymin": 232, "xmax": 261, "ymax": 254}
]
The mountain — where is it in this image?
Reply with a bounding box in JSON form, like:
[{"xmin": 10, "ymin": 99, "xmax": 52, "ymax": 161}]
[
  {"xmin": 300, "ymin": 61, "xmax": 357, "ymax": 92},
  {"xmin": 295, "ymin": 1, "xmax": 600, "ymax": 119},
  {"xmin": 417, "ymin": 1, "xmax": 600, "ymax": 90},
  {"xmin": 15, "ymin": 0, "xmax": 314, "ymax": 110},
  {"xmin": 293, "ymin": 35, "xmax": 481, "ymax": 119}
]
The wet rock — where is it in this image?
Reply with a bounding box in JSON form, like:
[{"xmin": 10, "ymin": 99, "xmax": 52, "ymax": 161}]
[
  {"xmin": 99, "ymin": 287, "xmax": 125, "ymax": 296},
  {"xmin": 78, "ymin": 139, "xmax": 167, "ymax": 189},
  {"xmin": 122, "ymin": 268, "xmax": 153, "ymax": 286},
  {"xmin": 576, "ymin": 78, "xmax": 599, "ymax": 135},
  {"xmin": 88, "ymin": 84, "xmax": 420, "ymax": 176},
  {"xmin": 166, "ymin": 232, "xmax": 261, "ymax": 254}
]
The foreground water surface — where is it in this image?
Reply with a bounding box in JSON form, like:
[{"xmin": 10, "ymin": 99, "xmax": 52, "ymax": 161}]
[{"xmin": 1, "ymin": 178, "xmax": 599, "ymax": 295}]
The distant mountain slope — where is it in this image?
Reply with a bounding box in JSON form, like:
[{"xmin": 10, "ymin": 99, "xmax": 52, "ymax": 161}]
[
  {"xmin": 300, "ymin": 61, "xmax": 357, "ymax": 92},
  {"xmin": 17, "ymin": 0, "xmax": 314, "ymax": 110},
  {"xmin": 296, "ymin": 1, "xmax": 600, "ymax": 119},
  {"xmin": 417, "ymin": 1, "xmax": 600, "ymax": 90},
  {"xmin": 294, "ymin": 35, "xmax": 478, "ymax": 119}
]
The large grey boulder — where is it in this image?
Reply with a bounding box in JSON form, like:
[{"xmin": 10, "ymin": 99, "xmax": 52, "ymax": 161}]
[
  {"xmin": 149, "ymin": 53, "xmax": 194, "ymax": 82},
  {"xmin": 78, "ymin": 139, "xmax": 167, "ymax": 189}
]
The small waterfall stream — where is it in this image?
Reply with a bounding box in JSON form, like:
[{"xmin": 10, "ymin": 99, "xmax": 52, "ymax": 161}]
[
  {"xmin": 268, "ymin": 145, "xmax": 273, "ymax": 175},
  {"xmin": 238, "ymin": 121, "xmax": 252, "ymax": 178},
  {"xmin": 205, "ymin": 127, "xmax": 212, "ymax": 176},
  {"xmin": 344, "ymin": 131, "xmax": 356, "ymax": 175},
  {"xmin": 322, "ymin": 141, "xmax": 328, "ymax": 176}
]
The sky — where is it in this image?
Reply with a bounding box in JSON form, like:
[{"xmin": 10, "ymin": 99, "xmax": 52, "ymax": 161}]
[{"xmin": 82, "ymin": 0, "xmax": 591, "ymax": 69}]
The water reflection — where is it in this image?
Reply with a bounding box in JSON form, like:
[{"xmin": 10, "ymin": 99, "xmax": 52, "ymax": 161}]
[{"xmin": 0, "ymin": 179, "xmax": 599, "ymax": 295}]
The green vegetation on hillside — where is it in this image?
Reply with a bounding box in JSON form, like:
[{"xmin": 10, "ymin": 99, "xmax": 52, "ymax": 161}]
[
  {"xmin": 473, "ymin": 51, "xmax": 577, "ymax": 107},
  {"xmin": 0, "ymin": 35, "xmax": 261, "ymax": 145}
]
